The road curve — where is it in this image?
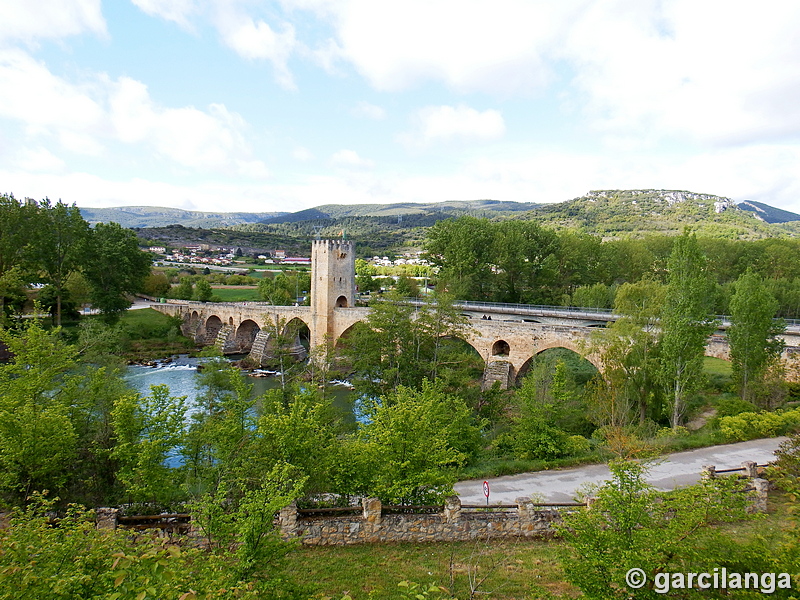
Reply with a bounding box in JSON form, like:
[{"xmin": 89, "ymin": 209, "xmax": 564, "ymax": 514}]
[{"xmin": 455, "ymin": 437, "xmax": 787, "ymax": 505}]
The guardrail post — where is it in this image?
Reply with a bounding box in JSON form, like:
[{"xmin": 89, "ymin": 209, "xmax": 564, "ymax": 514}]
[
  {"xmin": 279, "ymin": 501, "xmax": 298, "ymax": 537},
  {"xmin": 96, "ymin": 507, "xmax": 119, "ymax": 530},
  {"xmin": 362, "ymin": 497, "xmax": 382, "ymax": 527},
  {"xmin": 741, "ymin": 461, "xmax": 758, "ymax": 478},
  {"xmin": 701, "ymin": 465, "xmax": 716, "ymax": 480},
  {"xmin": 443, "ymin": 495, "xmax": 461, "ymax": 523},
  {"xmin": 516, "ymin": 497, "xmax": 534, "ymax": 525},
  {"xmin": 752, "ymin": 479, "xmax": 769, "ymax": 513}
]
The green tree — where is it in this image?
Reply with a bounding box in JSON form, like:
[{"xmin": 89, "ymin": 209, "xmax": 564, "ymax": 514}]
[
  {"xmin": 111, "ymin": 385, "xmax": 187, "ymax": 507},
  {"xmin": 590, "ymin": 279, "xmax": 665, "ymax": 427},
  {"xmin": 571, "ymin": 282, "xmax": 617, "ymax": 309},
  {"xmin": 82, "ymin": 222, "xmax": 151, "ymax": 322},
  {"xmin": 173, "ymin": 276, "xmax": 194, "ymax": 300},
  {"xmin": 31, "ymin": 200, "xmax": 89, "ymax": 326},
  {"xmin": 0, "ymin": 321, "xmax": 78, "ymax": 503},
  {"xmin": 0, "ymin": 194, "xmax": 38, "ymax": 320},
  {"xmin": 258, "ymin": 272, "xmax": 293, "ymax": 305},
  {"xmin": 728, "ymin": 269, "xmax": 786, "ymax": 405},
  {"xmin": 142, "ymin": 271, "xmax": 170, "ymax": 297},
  {"xmin": 658, "ymin": 231, "xmax": 715, "ymax": 428},
  {"xmin": 425, "ymin": 216, "xmax": 495, "ymax": 299},
  {"xmin": 498, "ymin": 358, "xmax": 589, "ymax": 460},
  {"xmin": 194, "ymin": 278, "xmax": 213, "ymax": 302},
  {"xmin": 344, "ymin": 293, "xmax": 474, "ymax": 397},
  {"xmin": 258, "ymin": 270, "xmax": 312, "ymax": 305},
  {"xmin": 394, "ymin": 273, "xmax": 419, "ymax": 296},
  {"xmin": 183, "ymin": 354, "xmax": 258, "ymax": 495},
  {"xmin": 490, "ymin": 220, "xmax": 558, "ymax": 303},
  {"xmin": 355, "ymin": 258, "xmax": 377, "ymax": 276},
  {"xmin": 559, "ymin": 460, "xmax": 752, "ymax": 600},
  {"xmin": 356, "ymin": 380, "xmax": 480, "ymax": 504},
  {"xmin": 254, "ymin": 387, "xmax": 345, "ymax": 497}
]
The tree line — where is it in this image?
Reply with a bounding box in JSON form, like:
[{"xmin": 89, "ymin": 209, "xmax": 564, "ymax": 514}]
[
  {"xmin": 0, "ymin": 193, "xmax": 151, "ymax": 325},
  {"xmin": 425, "ymin": 216, "xmax": 800, "ymax": 317}
]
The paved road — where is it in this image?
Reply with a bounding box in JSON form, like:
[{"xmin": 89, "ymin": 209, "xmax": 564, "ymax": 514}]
[{"xmin": 455, "ymin": 437, "xmax": 787, "ymax": 505}]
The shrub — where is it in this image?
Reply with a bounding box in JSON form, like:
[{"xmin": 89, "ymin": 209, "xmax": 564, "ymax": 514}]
[{"xmin": 717, "ymin": 407, "xmax": 800, "ymax": 442}]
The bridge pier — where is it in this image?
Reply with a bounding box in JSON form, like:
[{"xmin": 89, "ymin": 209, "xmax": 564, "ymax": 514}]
[{"xmin": 482, "ymin": 360, "xmax": 515, "ymax": 390}]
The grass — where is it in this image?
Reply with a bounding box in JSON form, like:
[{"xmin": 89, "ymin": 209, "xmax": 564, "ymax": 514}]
[
  {"xmin": 458, "ymin": 452, "xmax": 605, "ymax": 481},
  {"xmin": 116, "ymin": 308, "xmax": 195, "ymax": 360},
  {"xmin": 287, "ymin": 492, "xmax": 796, "ymax": 600},
  {"xmin": 291, "ymin": 538, "xmax": 576, "ymax": 599},
  {"xmin": 210, "ymin": 287, "xmax": 262, "ymax": 302}
]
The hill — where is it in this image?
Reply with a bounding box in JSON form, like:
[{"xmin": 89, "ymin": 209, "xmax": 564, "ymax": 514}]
[
  {"xmin": 126, "ymin": 190, "xmax": 800, "ymax": 256},
  {"xmin": 526, "ymin": 189, "xmax": 784, "ymax": 239},
  {"xmin": 79, "ymin": 206, "xmax": 285, "ymax": 228},
  {"xmin": 260, "ymin": 199, "xmax": 539, "ymax": 223},
  {"xmin": 737, "ymin": 200, "xmax": 800, "ymax": 224}
]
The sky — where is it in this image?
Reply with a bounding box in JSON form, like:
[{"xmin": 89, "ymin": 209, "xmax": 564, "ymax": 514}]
[{"xmin": 2, "ymin": 1, "xmax": 800, "ymax": 214}]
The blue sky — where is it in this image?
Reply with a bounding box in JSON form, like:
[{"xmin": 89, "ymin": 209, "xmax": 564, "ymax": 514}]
[{"xmin": 2, "ymin": 0, "xmax": 800, "ymax": 214}]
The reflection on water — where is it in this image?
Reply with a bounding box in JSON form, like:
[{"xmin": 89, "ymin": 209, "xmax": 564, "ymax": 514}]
[{"xmin": 124, "ymin": 356, "xmax": 355, "ymax": 424}]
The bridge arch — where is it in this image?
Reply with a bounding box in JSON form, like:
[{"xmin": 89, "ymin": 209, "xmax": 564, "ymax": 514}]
[
  {"xmin": 204, "ymin": 315, "xmax": 223, "ymax": 344},
  {"xmin": 491, "ymin": 339, "xmax": 511, "ymax": 357},
  {"xmin": 283, "ymin": 316, "xmax": 311, "ymax": 348},
  {"xmin": 516, "ymin": 344, "xmax": 602, "ymax": 384},
  {"xmin": 333, "ymin": 321, "xmax": 362, "ymax": 350},
  {"xmin": 234, "ymin": 319, "xmax": 260, "ymax": 352}
]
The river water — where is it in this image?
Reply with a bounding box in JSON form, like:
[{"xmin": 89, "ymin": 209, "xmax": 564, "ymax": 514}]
[{"xmin": 124, "ymin": 355, "xmax": 356, "ymax": 423}]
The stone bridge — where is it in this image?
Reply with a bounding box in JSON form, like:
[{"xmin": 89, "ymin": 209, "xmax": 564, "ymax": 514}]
[{"xmin": 150, "ymin": 239, "xmax": 800, "ymax": 388}]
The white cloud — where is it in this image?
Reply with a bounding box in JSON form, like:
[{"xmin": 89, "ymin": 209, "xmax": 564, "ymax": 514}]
[
  {"xmin": 404, "ymin": 105, "xmax": 505, "ymax": 146},
  {"xmin": 330, "ymin": 149, "xmax": 374, "ymax": 168},
  {"xmin": 0, "ymin": 50, "xmax": 267, "ymax": 176},
  {"xmin": 109, "ymin": 78, "xmax": 269, "ymax": 176},
  {"xmin": 0, "ymin": 0, "xmax": 106, "ymax": 44},
  {"xmin": 4, "ymin": 142, "xmax": 800, "ymax": 214},
  {"xmin": 0, "ymin": 50, "xmax": 105, "ymax": 150},
  {"xmin": 352, "ymin": 101, "xmax": 385, "ymax": 120},
  {"xmin": 297, "ymin": 0, "xmax": 800, "ymax": 147},
  {"xmin": 13, "ymin": 147, "xmax": 66, "ymax": 172},
  {"xmin": 302, "ymin": 0, "xmax": 583, "ymax": 94},
  {"xmin": 130, "ymin": 0, "xmax": 198, "ymax": 28},
  {"xmin": 292, "ymin": 146, "xmax": 314, "ymax": 161},
  {"xmin": 559, "ymin": 0, "xmax": 800, "ymax": 145},
  {"xmin": 214, "ymin": 11, "xmax": 298, "ymax": 89}
]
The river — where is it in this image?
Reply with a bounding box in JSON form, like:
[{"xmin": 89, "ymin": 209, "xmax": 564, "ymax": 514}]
[{"xmin": 124, "ymin": 355, "xmax": 356, "ymax": 423}]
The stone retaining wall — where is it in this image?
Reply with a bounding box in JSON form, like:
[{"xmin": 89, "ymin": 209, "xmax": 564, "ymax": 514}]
[{"xmin": 279, "ymin": 496, "xmax": 575, "ymax": 546}]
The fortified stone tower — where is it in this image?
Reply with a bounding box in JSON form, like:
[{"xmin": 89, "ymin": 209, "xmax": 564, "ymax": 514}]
[{"xmin": 310, "ymin": 239, "xmax": 356, "ymax": 347}]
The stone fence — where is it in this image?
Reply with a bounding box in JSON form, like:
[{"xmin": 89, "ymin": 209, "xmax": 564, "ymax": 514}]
[
  {"xmin": 5, "ymin": 459, "xmax": 765, "ymax": 546},
  {"xmin": 278, "ymin": 459, "xmax": 772, "ymax": 546},
  {"xmin": 279, "ymin": 496, "xmax": 582, "ymax": 546}
]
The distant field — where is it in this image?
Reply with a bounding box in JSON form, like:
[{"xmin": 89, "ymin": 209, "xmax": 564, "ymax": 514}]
[
  {"xmin": 211, "ymin": 287, "xmax": 262, "ymax": 302},
  {"xmin": 703, "ymin": 356, "xmax": 732, "ymax": 376}
]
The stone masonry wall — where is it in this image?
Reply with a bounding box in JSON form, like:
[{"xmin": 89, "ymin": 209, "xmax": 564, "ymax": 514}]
[{"xmin": 279, "ymin": 496, "xmax": 571, "ymax": 546}]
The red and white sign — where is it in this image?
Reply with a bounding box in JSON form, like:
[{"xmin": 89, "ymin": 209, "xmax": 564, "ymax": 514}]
[{"xmin": 483, "ymin": 481, "xmax": 490, "ymax": 498}]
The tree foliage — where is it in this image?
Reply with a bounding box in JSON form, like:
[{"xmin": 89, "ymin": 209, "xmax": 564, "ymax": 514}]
[
  {"xmin": 82, "ymin": 222, "xmax": 152, "ymax": 321},
  {"xmin": 658, "ymin": 231, "xmax": 716, "ymax": 428},
  {"xmin": 728, "ymin": 269, "xmax": 786, "ymax": 404},
  {"xmin": 31, "ymin": 199, "xmax": 89, "ymax": 325},
  {"xmin": 559, "ymin": 460, "xmax": 752, "ymax": 599},
  {"xmin": 355, "ymin": 380, "xmax": 481, "ymax": 504},
  {"xmin": 343, "ymin": 292, "xmax": 477, "ymax": 398}
]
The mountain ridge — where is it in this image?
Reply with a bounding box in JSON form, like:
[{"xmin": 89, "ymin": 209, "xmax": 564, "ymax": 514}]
[{"xmin": 79, "ymin": 206, "xmax": 286, "ymax": 229}]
